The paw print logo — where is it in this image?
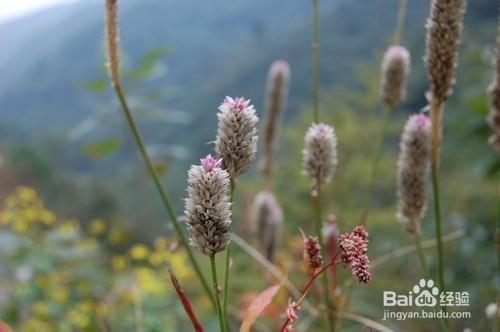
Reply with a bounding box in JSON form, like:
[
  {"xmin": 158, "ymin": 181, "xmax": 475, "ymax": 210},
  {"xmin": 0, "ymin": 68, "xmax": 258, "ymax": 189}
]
[{"xmin": 413, "ymin": 279, "xmax": 439, "ymax": 307}]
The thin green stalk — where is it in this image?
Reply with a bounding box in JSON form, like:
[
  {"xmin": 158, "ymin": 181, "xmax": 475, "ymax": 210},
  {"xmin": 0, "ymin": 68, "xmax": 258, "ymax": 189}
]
[
  {"xmin": 210, "ymin": 255, "xmax": 227, "ymax": 332},
  {"xmin": 133, "ymin": 286, "xmax": 145, "ymax": 332},
  {"xmin": 495, "ymin": 176, "xmax": 500, "ymax": 332},
  {"xmin": 413, "ymin": 232, "xmax": 429, "ymax": 277},
  {"xmin": 360, "ymin": 106, "xmax": 392, "ymax": 225},
  {"xmin": 393, "ymin": 0, "xmax": 407, "ymax": 45},
  {"xmin": 222, "ymin": 245, "xmax": 231, "ymax": 324},
  {"xmin": 496, "ymin": 175, "xmax": 500, "ymax": 285},
  {"xmin": 311, "ymin": 0, "xmax": 320, "ymax": 123},
  {"xmin": 112, "ymin": 84, "xmax": 215, "ymax": 307},
  {"xmin": 431, "ymin": 163, "xmax": 449, "ymax": 331},
  {"xmin": 313, "ymin": 181, "xmax": 335, "ymax": 332},
  {"xmin": 222, "ymin": 179, "xmax": 235, "ymax": 327}
]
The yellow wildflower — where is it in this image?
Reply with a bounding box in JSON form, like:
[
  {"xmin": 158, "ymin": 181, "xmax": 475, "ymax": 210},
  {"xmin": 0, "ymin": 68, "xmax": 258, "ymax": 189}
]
[
  {"xmin": 129, "ymin": 244, "xmax": 150, "ymax": 260},
  {"xmin": 135, "ymin": 267, "xmax": 167, "ymax": 295},
  {"xmin": 112, "ymin": 255, "xmax": 129, "ymax": 271},
  {"xmin": 89, "ymin": 218, "xmax": 106, "ymax": 236}
]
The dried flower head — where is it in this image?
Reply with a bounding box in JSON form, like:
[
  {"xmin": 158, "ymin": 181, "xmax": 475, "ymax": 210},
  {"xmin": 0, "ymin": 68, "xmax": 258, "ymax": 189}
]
[
  {"xmin": 105, "ymin": 0, "xmax": 120, "ymax": 86},
  {"xmin": 380, "ymin": 45, "xmax": 411, "ymax": 108},
  {"xmin": 251, "ymin": 191, "xmax": 284, "ymax": 262},
  {"xmin": 339, "ymin": 226, "xmax": 371, "ymax": 283},
  {"xmin": 302, "ymin": 233, "xmax": 323, "ymax": 274},
  {"xmin": 424, "ymin": 0, "xmax": 466, "ymax": 105},
  {"xmin": 260, "ymin": 60, "xmax": 291, "ymax": 179},
  {"xmin": 302, "ymin": 123, "xmax": 338, "ymax": 189},
  {"xmin": 215, "ymin": 97, "xmax": 259, "ymax": 178},
  {"xmin": 396, "ymin": 114, "xmax": 432, "ymax": 234},
  {"xmin": 487, "ymin": 22, "xmax": 500, "ymax": 152},
  {"xmin": 184, "ymin": 154, "xmax": 232, "ymax": 256}
]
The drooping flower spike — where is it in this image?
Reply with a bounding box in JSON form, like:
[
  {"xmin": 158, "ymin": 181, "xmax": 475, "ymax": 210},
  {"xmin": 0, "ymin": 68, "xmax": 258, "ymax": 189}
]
[
  {"xmin": 302, "ymin": 232, "xmax": 323, "ymax": 275},
  {"xmin": 339, "ymin": 225, "xmax": 372, "ymax": 283}
]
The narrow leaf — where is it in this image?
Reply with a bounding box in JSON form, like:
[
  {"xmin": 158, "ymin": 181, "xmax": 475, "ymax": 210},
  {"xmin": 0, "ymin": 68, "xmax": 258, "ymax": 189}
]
[
  {"xmin": 240, "ymin": 284, "xmax": 281, "ymax": 332},
  {"xmin": 82, "ymin": 138, "xmax": 121, "ymax": 159},
  {"xmin": 169, "ymin": 270, "xmax": 205, "ymax": 332}
]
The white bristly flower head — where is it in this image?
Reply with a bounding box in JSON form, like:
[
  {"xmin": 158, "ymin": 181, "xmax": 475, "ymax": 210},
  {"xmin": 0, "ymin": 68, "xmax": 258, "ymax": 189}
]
[
  {"xmin": 184, "ymin": 154, "xmax": 232, "ymax": 256},
  {"xmin": 251, "ymin": 191, "xmax": 284, "ymax": 262},
  {"xmin": 396, "ymin": 114, "xmax": 432, "ymax": 234},
  {"xmin": 260, "ymin": 60, "xmax": 291, "ymax": 178},
  {"xmin": 302, "ymin": 123, "xmax": 338, "ymax": 189},
  {"xmin": 380, "ymin": 45, "xmax": 411, "ymax": 108},
  {"xmin": 215, "ymin": 96, "xmax": 259, "ymax": 178},
  {"xmin": 424, "ymin": 0, "xmax": 466, "ymax": 105}
]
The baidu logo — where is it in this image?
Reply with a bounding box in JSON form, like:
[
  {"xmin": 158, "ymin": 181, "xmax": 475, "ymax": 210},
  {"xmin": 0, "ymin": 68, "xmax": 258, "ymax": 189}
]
[
  {"xmin": 382, "ymin": 279, "xmax": 471, "ymax": 320},
  {"xmin": 384, "ymin": 279, "xmax": 439, "ymax": 307}
]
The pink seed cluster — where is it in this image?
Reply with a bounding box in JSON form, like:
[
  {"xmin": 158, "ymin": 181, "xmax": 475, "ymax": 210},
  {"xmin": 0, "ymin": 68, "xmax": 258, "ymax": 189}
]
[
  {"xmin": 339, "ymin": 226, "xmax": 372, "ymax": 283},
  {"xmin": 303, "ymin": 235, "xmax": 323, "ymax": 274},
  {"xmin": 284, "ymin": 300, "xmax": 300, "ymax": 332}
]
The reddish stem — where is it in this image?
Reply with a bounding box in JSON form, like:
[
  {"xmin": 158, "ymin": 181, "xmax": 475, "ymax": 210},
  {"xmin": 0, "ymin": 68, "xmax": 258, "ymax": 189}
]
[
  {"xmin": 169, "ymin": 270, "xmax": 206, "ymax": 332},
  {"xmin": 279, "ymin": 256, "xmax": 341, "ymax": 332}
]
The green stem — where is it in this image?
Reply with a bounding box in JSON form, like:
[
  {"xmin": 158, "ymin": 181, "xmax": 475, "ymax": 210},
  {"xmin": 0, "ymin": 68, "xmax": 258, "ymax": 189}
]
[
  {"xmin": 222, "ymin": 179, "xmax": 235, "ymax": 328},
  {"xmin": 431, "ymin": 163, "xmax": 449, "ymax": 331},
  {"xmin": 495, "ymin": 176, "xmax": 500, "ymax": 332},
  {"xmin": 413, "ymin": 232, "xmax": 429, "ymax": 277},
  {"xmin": 393, "ymin": 0, "xmax": 407, "ymax": 45},
  {"xmin": 360, "ymin": 106, "xmax": 392, "ymax": 225},
  {"xmin": 210, "ymin": 255, "xmax": 227, "ymax": 332},
  {"xmin": 112, "ymin": 84, "xmax": 215, "ymax": 307},
  {"xmin": 313, "ymin": 181, "xmax": 335, "ymax": 332},
  {"xmin": 311, "ymin": 0, "xmax": 320, "ymax": 123},
  {"xmin": 496, "ymin": 175, "xmax": 500, "ymax": 285}
]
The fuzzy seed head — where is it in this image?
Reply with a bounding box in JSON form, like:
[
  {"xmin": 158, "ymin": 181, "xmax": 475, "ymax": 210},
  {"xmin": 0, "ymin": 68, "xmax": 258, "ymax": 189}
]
[
  {"xmin": 380, "ymin": 45, "xmax": 411, "ymax": 108},
  {"xmin": 488, "ymin": 23, "xmax": 500, "ymax": 152},
  {"xmin": 302, "ymin": 123, "xmax": 338, "ymax": 189},
  {"xmin": 424, "ymin": 0, "xmax": 466, "ymax": 104},
  {"xmin": 396, "ymin": 114, "xmax": 432, "ymax": 233},
  {"xmin": 105, "ymin": 0, "xmax": 120, "ymax": 86},
  {"xmin": 215, "ymin": 97, "xmax": 259, "ymax": 178},
  {"xmin": 339, "ymin": 225, "xmax": 371, "ymax": 283},
  {"xmin": 184, "ymin": 155, "xmax": 232, "ymax": 255},
  {"xmin": 251, "ymin": 191, "xmax": 284, "ymax": 262},
  {"xmin": 260, "ymin": 61, "xmax": 291, "ymax": 179}
]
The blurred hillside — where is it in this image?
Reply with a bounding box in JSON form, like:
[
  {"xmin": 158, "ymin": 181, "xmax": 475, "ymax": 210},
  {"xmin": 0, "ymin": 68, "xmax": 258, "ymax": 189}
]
[{"xmin": 0, "ymin": 0, "xmax": 498, "ymax": 231}]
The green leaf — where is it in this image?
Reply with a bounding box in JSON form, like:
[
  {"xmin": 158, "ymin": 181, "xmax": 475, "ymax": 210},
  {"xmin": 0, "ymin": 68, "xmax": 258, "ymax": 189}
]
[
  {"xmin": 82, "ymin": 138, "xmax": 121, "ymax": 159},
  {"xmin": 81, "ymin": 79, "xmax": 109, "ymax": 92},
  {"xmin": 129, "ymin": 47, "xmax": 171, "ymax": 82}
]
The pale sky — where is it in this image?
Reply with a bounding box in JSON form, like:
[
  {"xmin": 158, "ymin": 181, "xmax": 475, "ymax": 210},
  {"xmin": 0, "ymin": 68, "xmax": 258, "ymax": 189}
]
[{"xmin": 0, "ymin": 0, "xmax": 78, "ymax": 22}]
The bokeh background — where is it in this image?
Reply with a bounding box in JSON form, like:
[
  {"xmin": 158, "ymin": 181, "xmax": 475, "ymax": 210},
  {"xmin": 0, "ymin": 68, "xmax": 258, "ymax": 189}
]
[{"xmin": 0, "ymin": 0, "xmax": 498, "ymax": 331}]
